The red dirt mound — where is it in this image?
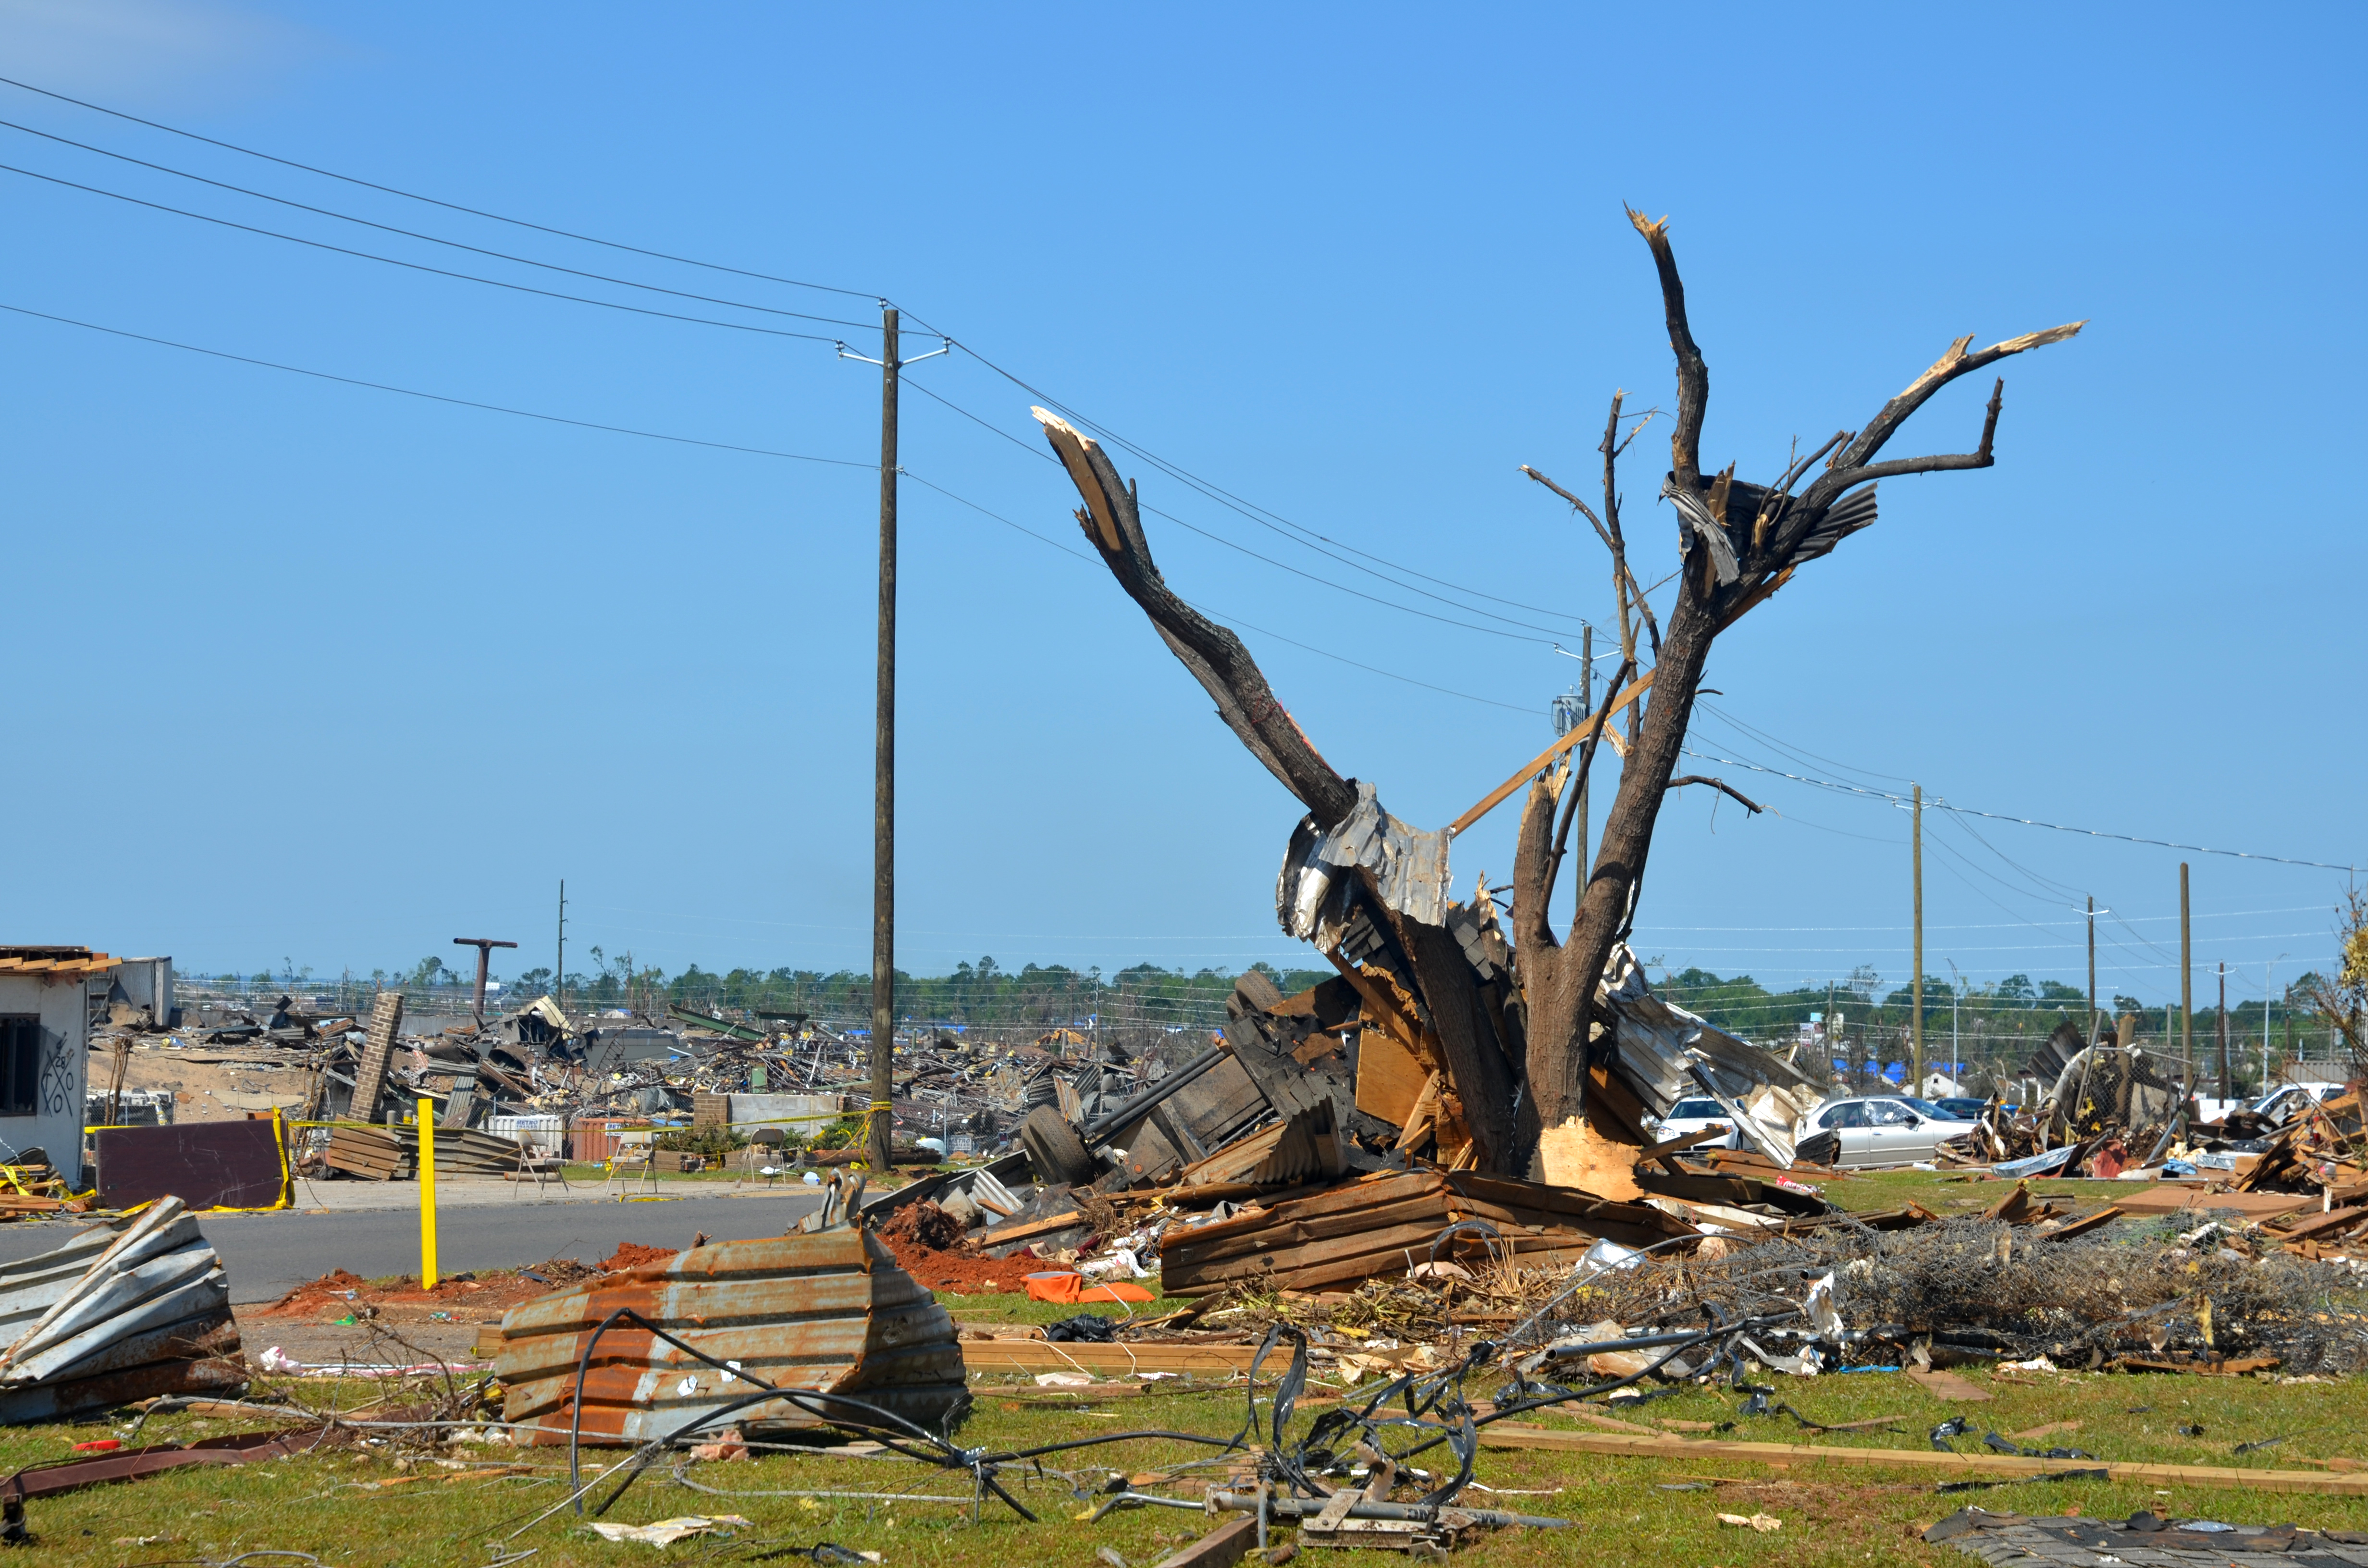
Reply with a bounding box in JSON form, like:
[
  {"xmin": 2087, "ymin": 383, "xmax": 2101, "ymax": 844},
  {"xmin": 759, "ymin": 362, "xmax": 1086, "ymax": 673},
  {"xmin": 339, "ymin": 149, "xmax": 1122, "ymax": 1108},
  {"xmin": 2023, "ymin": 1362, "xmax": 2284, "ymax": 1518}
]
[
  {"xmin": 598, "ymin": 1242, "xmax": 678, "ymax": 1273},
  {"xmin": 876, "ymin": 1203, "xmax": 1037, "ymax": 1294}
]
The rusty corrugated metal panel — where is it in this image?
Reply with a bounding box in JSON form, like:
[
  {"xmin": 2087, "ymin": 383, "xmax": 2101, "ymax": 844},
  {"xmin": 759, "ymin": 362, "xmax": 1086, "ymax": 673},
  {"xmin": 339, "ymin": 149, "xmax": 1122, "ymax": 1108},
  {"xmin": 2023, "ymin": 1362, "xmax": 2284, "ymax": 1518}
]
[
  {"xmin": 0, "ymin": 1197, "xmax": 244, "ymax": 1424},
  {"xmin": 489, "ymin": 1229, "xmax": 963, "ymax": 1446}
]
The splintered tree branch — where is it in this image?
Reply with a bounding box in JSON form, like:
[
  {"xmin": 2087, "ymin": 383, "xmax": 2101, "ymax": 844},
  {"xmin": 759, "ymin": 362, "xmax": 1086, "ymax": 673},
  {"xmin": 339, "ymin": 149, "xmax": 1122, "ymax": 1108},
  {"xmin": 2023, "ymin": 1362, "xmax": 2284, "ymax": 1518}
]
[
  {"xmin": 1034, "ymin": 408, "xmax": 1358, "ymax": 828},
  {"xmin": 1627, "ymin": 208, "xmax": 1707, "ymax": 492},
  {"xmin": 1665, "ymin": 775, "xmax": 1764, "ymax": 814},
  {"xmin": 1788, "ymin": 324, "xmax": 2084, "ymax": 547}
]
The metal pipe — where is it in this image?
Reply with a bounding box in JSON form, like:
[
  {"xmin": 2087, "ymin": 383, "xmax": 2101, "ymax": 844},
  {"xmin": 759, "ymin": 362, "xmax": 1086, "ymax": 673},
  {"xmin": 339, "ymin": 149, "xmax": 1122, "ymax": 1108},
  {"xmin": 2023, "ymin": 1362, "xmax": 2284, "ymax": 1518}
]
[
  {"xmin": 1078, "ymin": 1042, "xmax": 1233, "ymax": 1147},
  {"xmin": 1207, "ymin": 1493, "xmax": 1571, "ymax": 1530}
]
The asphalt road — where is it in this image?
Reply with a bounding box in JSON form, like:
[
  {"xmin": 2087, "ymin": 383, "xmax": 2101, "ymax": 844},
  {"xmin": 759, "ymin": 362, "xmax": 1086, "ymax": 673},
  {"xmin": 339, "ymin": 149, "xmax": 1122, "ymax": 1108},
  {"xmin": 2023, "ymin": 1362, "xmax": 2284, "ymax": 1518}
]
[{"xmin": 0, "ymin": 1191, "xmax": 825, "ymax": 1302}]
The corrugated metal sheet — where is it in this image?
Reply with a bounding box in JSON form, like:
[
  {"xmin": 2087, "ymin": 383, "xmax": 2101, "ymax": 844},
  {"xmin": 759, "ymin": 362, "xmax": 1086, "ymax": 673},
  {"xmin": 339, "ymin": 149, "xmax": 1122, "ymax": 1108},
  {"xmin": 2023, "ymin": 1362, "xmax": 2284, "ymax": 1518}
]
[
  {"xmin": 0, "ymin": 1197, "xmax": 244, "ymax": 1423},
  {"xmin": 1597, "ymin": 943, "xmax": 1817, "ymax": 1128},
  {"xmin": 1278, "ymin": 782, "xmax": 1450, "ymax": 939},
  {"xmin": 489, "ymin": 1228, "xmax": 964, "ymax": 1447}
]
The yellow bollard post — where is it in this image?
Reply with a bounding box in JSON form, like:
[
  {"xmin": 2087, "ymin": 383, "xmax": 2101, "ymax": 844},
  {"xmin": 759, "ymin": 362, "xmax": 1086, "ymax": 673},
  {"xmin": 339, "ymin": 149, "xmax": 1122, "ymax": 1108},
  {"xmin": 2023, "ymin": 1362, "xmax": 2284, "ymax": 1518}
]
[{"xmin": 418, "ymin": 1098, "xmax": 439, "ymax": 1289}]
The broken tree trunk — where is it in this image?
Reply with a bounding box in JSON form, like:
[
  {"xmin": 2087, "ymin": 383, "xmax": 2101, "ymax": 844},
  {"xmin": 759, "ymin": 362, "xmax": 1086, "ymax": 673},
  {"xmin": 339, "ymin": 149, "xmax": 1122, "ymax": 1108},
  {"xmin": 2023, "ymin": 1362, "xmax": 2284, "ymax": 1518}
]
[{"xmin": 1035, "ymin": 209, "xmax": 2079, "ymax": 1176}]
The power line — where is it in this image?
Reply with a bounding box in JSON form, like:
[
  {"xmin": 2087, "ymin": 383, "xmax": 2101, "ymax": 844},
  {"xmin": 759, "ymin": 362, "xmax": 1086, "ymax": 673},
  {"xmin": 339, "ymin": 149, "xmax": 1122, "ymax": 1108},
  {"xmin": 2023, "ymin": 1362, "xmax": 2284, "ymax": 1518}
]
[
  {"xmin": 1681, "ymin": 744, "xmax": 2363, "ymax": 873},
  {"xmin": 4, "ymin": 70, "xmax": 1607, "ymax": 649},
  {"xmin": 0, "ymin": 116, "xmax": 878, "ymax": 330},
  {"xmin": 0, "ymin": 301, "xmax": 876, "ymax": 465},
  {"xmin": 900, "ymin": 372, "xmax": 1582, "ymax": 645},
  {"xmin": 0, "ymin": 161, "xmax": 849, "ymax": 345},
  {"xmin": 0, "ymin": 73, "xmax": 879, "ymax": 300},
  {"xmin": 7, "ymin": 297, "xmax": 1539, "ymax": 723},
  {"xmin": 894, "ymin": 336, "xmax": 1608, "ymax": 631},
  {"xmin": 899, "ymin": 473, "xmax": 1537, "ymax": 711}
]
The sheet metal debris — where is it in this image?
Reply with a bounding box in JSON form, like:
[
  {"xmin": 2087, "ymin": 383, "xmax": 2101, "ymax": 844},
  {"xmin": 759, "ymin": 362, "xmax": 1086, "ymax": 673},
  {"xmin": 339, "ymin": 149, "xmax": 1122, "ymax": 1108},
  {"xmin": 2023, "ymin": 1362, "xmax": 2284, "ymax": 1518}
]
[
  {"xmin": 487, "ymin": 1225, "xmax": 965, "ymax": 1446},
  {"xmin": 0, "ymin": 1196, "xmax": 245, "ymax": 1423}
]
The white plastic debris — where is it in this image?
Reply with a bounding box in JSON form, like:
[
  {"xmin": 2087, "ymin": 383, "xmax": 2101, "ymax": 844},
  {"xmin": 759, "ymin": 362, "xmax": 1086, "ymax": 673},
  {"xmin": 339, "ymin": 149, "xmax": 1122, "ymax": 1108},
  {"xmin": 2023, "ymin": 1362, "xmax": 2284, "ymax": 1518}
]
[
  {"xmin": 1577, "ymin": 1238, "xmax": 1643, "ymax": 1274},
  {"xmin": 1034, "ymin": 1372, "xmax": 1093, "ymax": 1387},
  {"xmin": 1803, "ymin": 1272, "xmax": 1844, "ymax": 1342},
  {"xmin": 588, "ymin": 1515, "xmax": 756, "ymax": 1547}
]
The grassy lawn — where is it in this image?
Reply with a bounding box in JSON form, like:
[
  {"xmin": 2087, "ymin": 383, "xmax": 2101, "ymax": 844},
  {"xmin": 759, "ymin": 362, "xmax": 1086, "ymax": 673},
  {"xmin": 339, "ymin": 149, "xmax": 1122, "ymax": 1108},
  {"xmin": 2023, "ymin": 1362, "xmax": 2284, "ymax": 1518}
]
[
  {"xmin": 14, "ymin": 1278, "xmax": 2368, "ymax": 1568},
  {"xmin": 14, "ymin": 1166, "xmax": 2331, "ymax": 1564}
]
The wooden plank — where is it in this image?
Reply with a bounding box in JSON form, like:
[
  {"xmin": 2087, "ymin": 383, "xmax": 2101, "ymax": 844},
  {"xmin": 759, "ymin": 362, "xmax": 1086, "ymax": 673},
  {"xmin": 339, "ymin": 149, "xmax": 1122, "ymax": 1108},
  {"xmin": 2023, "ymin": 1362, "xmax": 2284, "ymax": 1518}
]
[
  {"xmin": 1353, "ymin": 1025, "xmax": 1430, "ymax": 1126},
  {"xmin": 2112, "ymin": 1186, "xmax": 2313, "ymax": 1219},
  {"xmin": 1448, "ymin": 670, "xmax": 1655, "ymax": 836},
  {"xmin": 1149, "ymin": 1516, "xmax": 1258, "ymax": 1568},
  {"xmin": 1471, "ymin": 1423, "xmax": 2368, "ymax": 1496},
  {"xmin": 958, "ymin": 1341, "xmax": 1263, "ymax": 1376}
]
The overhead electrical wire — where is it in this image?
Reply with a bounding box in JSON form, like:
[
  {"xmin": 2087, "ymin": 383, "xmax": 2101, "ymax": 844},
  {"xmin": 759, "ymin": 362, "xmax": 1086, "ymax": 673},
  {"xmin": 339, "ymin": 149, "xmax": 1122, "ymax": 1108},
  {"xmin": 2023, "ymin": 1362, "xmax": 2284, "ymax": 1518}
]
[
  {"xmin": 897, "ymin": 373, "xmax": 1581, "ymax": 645},
  {"xmin": 0, "ymin": 117, "xmax": 878, "ymax": 330},
  {"xmin": 0, "ymin": 302, "xmax": 875, "ymax": 466},
  {"xmin": 0, "ymin": 162, "xmax": 851, "ymax": 344},
  {"xmin": 1, "ymin": 298, "xmax": 1533, "ymax": 721},
  {"xmin": 1679, "ymin": 743, "xmax": 2361, "ymax": 873},
  {"xmin": 0, "ymin": 73, "xmax": 880, "ymax": 300},
  {"xmin": 3, "ymin": 73, "xmax": 1597, "ymax": 646}
]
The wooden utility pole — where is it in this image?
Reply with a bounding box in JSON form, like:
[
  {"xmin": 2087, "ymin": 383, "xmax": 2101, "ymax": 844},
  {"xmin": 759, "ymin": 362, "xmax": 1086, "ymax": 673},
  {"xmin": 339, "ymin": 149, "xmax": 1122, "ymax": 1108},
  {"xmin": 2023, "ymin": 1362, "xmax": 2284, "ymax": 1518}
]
[
  {"xmin": 2179, "ymin": 861, "xmax": 2193, "ymax": 1119},
  {"xmin": 2086, "ymin": 894, "xmax": 2097, "ymax": 1040},
  {"xmin": 1912, "ymin": 784, "xmax": 1924, "ymax": 1097},
  {"xmin": 555, "ymin": 879, "xmax": 566, "ymax": 1015},
  {"xmin": 869, "ymin": 306, "xmax": 900, "ymax": 1173},
  {"xmin": 2217, "ymin": 961, "xmax": 2230, "ymax": 1102},
  {"xmin": 1575, "ymin": 623, "xmax": 1592, "ymax": 889}
]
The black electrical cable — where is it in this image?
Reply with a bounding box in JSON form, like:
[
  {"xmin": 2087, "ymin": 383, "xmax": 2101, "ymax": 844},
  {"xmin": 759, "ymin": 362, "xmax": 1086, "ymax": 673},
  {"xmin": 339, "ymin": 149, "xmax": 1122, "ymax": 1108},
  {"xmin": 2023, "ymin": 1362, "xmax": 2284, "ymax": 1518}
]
[
  {"xmin": 0, "ymin": 73, "xmax": 880, "ymax": 300},
  {"xmin": 0, "ymin": 302, "xmax": 874, "ymax": 466},
  {"xmin": 0, "ymin": 117, "xmax": 877, "ymax": 330},
  {"xmin": 0, "ymin": 162, "xmax": 847, "ymax": 344}
]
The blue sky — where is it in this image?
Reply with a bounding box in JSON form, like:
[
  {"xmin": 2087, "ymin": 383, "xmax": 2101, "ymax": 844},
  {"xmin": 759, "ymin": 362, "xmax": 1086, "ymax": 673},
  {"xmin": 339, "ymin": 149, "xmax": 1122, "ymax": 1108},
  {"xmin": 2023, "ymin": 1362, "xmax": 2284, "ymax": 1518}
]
[{"xmin": 4, "ymin": 2, "xmax": 2360, "ymax": 1010}]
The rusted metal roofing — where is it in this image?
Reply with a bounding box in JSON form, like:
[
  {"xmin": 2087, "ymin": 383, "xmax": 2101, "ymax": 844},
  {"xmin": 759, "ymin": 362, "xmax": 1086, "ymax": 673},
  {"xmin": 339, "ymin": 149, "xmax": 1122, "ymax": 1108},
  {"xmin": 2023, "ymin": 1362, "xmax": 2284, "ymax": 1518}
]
[
  {"xmin": 0, "ymin": 1197, "xmax": 245, "ymax": 1423},
  {"xmin": 489, "ymin": 1227, "xmax": 964, "ymax": 1447},
  {"xmin": 0, "ymin": 947, "xmax": 119, "ymax": 979}
]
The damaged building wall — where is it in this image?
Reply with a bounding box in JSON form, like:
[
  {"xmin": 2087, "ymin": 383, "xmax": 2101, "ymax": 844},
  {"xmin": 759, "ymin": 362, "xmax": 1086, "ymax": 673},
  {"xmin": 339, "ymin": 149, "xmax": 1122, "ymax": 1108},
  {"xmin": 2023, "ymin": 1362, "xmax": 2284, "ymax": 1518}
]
[{"xmin": 0, "ymin": 949, "xmax": 113, "ymax": 1188}]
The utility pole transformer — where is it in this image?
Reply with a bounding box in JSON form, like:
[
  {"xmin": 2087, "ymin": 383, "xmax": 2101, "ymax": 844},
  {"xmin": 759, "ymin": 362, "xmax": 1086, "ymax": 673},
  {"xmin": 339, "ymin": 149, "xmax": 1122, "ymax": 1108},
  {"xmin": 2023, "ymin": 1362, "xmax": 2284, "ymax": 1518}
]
[{"xmin": 869, "ymin": 306, "xmax": 901, "ymax": 1174}]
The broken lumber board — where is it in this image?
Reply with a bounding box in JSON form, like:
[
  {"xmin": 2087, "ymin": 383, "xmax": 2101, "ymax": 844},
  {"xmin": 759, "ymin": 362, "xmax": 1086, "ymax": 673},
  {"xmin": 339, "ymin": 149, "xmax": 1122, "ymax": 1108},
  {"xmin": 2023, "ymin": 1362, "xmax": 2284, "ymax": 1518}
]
[
  {"xmin": 958, "ymin": 1341, "xmax": 1263, "ymax": 1376},
  {"xmin": 1448, "ymin": 669, "xmax": 1654, "ymax": 836},
  {"xmin": 2111, "ymin": 1186, "xmax": 2314, "ymax": 1219},
  {"xmin": 1470, "ymin": 1424, "xmax": 2368, "ymax": 1495}
]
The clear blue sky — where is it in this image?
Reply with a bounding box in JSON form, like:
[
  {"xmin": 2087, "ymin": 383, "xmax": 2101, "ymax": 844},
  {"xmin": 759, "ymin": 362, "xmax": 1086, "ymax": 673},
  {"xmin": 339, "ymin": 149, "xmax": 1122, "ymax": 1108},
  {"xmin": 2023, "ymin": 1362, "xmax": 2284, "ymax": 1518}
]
[{"xmin": 5, "ymin": 2, "xmax": 2360, "ymax": 1010}]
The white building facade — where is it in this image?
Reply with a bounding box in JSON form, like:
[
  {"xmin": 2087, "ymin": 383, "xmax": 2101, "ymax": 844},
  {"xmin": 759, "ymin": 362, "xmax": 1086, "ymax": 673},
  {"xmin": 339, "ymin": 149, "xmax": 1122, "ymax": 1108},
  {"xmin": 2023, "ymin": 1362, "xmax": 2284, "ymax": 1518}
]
[{"xmin": 0, "ymin": 947, "xmax": 115, "ymax": 1187}]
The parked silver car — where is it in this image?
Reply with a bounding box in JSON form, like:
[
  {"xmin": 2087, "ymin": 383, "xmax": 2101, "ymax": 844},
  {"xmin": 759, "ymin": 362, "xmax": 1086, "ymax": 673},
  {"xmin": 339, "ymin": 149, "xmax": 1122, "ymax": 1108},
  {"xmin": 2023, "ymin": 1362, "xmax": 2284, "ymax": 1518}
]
[{"xmin": 1800, "ymin": 1095, "xmax": 1982, "ymax": 1169}]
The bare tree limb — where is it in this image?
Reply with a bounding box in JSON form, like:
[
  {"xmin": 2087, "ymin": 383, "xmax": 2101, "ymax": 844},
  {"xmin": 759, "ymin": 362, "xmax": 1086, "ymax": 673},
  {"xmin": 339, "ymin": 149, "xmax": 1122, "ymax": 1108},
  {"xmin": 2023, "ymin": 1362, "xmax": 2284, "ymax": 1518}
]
[
  {"xmin": 1600, "ymin": 393, "xmax": 1660, "ymax": 665},
  {"xmin": 1827, "ymin": 377, "xmax": 2004, "ymax": 486},
  {"xmin": 1034, "ymin": 408, "xmax": 1358, "ymax": 827},
  {"xmin": 1666, "ymin": 775, "xmax": 1764, "ymax": 814},
  {"xmin": 1626, "ymin": 207, "xmax": 1707, "ymax": 491},
  {"xmin": 1787, "ymin": 324, "xmax": 2084, "ymax": 550}
]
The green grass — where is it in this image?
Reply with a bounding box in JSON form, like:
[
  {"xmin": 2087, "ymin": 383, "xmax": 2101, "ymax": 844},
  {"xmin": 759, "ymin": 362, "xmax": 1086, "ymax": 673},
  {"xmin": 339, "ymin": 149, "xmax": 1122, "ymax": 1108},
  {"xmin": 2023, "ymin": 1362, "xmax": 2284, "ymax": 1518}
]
[{"xmin": 11, "ymin": 1354, "xmax": 2368, "ymax": 1568}]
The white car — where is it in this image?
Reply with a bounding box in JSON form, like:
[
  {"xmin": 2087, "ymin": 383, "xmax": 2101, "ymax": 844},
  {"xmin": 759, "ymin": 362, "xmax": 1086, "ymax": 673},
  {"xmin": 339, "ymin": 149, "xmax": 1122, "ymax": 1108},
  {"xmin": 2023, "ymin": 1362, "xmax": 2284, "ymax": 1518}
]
[
  {"xmin": 1799, "ymin": 1095, "xmax": 1982, "ymax": 1169},
  {"xmin": 2253, "ymin": 1082, "xmax": 2347, "ymax": 1125},
  {"xmin": 1645, "ymin": 1096, "xmax": 1745, "ymax": 1150}
]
